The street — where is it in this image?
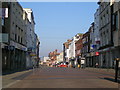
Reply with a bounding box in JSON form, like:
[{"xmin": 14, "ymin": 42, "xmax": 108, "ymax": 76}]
[{"xmin": 2, "ymin": 67, "xmax": 119, "ymax": 89}]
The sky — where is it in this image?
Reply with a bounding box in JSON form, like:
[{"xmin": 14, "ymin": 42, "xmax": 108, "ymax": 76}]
[{"xmin": 20, "ymin": 2, "xmax": 98, "ymax": 57}]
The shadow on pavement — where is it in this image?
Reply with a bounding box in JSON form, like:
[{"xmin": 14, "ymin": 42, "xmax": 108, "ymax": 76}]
[
  {"xmin": 11, "ymin": 71, "xmax": 33, "ymax": 80},
  {"xmin": 2, "ymin": 68, "xmax": 33, "ymax": 75},
  {"xmin": 100, "ymin": 77, "xmax": 120, "ymax": 83}
]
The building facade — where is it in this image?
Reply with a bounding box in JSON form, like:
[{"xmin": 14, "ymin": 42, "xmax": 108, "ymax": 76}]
[
  {"xmin": 111, "ymin": 1, "xmax": 120, "ymax": 66},
  {"xmin": 68, "ymin": 34, "xmax": 82, "ymax": 67},
  {"xmin": 82, "ymin": 31, "xmax": 90, "ymax": 67},
  {"xmin": 94, "ymin": 8, "xmax": 101, "ymax": 67},
  {"xmin": 98, "ymin": 1, "xmax": 114, "ymax": 68},
  {"xmin": 2, "ymin": 1, "xmax": 40, "ymax": 73},
  {"xmin": 49, "ymin": 49, "xmax": 60, "ymax": 66},
  {"xmin": 75, "ymin": 34, "xmax": 83, "ymax": 66},
  {"xmin": 2, "ymin": 2, "xmax": 27, "ymax": 73},
  {"xmin": 23, "ymin": 8, "xmax": 36, "ymax": 69},
  {"xmin": 63, "ymin": 39, "xmax": 72, "ymax": 63},
  {"xmin": 56, "ymin": 52, "xmax": 64, "ymax": 64}
]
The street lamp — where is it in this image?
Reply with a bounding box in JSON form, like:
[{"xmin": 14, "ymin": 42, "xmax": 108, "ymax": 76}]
[{"xmin": 115, "ymin": 58, "xmax": 120, "ymax": 82}]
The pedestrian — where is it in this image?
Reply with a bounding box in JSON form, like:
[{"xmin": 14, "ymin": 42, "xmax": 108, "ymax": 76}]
[
  {"xmin": 78, "ymin": 64, "xmax": 80, "ymax": 68},
  {"xmin": 96, "ymin": 63, "xmax": 98, "ymax": 68},
  {"xmin": 33, "ymin": 64, "xmax": 35, "ymax": 69}
]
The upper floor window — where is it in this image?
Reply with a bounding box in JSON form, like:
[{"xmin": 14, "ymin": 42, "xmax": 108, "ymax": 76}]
[
  {"xmin": 112, "ymin": 12, "xmax": 118, "ymax": 31},
  {"xmin": 18, "ymin": 36, "xmax": 20, "ymax": 43},
  {"xmin": 21, "ymin": 37, "xmax": 22, "ymax": 44},
  {"xmin": 15, "ymin": 34, "xmax": 17, "ymax": 41},
  {"xmin": 2, "ymin": 17, "xmax": 4, "ymax": 26},
  {"xmin": 13, "ymin": 3, "xmax": 15, "ymax": 7}
]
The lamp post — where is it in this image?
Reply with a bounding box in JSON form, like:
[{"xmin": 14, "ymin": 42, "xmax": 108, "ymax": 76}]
[{"xmin": 115, "ymin": 58, "xmax": 120, "ymax": 82}]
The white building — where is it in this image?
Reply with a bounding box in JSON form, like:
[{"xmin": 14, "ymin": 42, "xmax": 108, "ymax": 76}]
[
  {"xmin": 43, "ymin": 57, "xmax": 49, "ymax": 62},
  {"xmin": 56, "ymin": 52, "xmax": 63, "ymax": 63},
  {"xmin": 68, "ymin": 34, "xmax": 81, "ymax": 67},
  {"xmin": 63, "ymin": 39, "xmax": 72, "ymax": 63}
]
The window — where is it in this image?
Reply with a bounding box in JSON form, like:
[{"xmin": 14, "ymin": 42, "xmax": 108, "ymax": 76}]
[
  {"xmin": 106, "ymin": 30, "xmax": 109, "ymax": 44},
  {"xmin": 100, "ymin": 33, "xmax": 103, "ymax": 46},
  {"xmin": 15, "ymin": 34, "xmax": 17, "ymax": 41},
  {"xmin": 112, "ymin": 14, "xmax": 115, "ymax": 26},
  {"xmin": 103, "ymin": 14, "xmax": 105, "ymax": 26},
  {"xmin": 13, "ymin": 3, "xmax": 15, "ymax": 7},
  {"xmin": 21, "ymin": 37, "xmax": 22, "ymax": 44},
  {"xmin": 16, "ymin": 25, "xmax": 17, "ymax": 30},
  {"xmin": 112, "ymin": 12, "xmax": 118, "ymax": 31},
  {"xmin": 2, "ymin": 17, "xmax": 4, "ymax": 26},
  {"xmin": 13, "ymin": 11, "xmax": 15, "ymax": 15},
  {"xmin": 115, "ymin": 13, "xmax": 118, "ymax": 30},
  {"xmin": 18, "ymin": 36, "xmax": 20, "ymax": 43},
  {"xmin": 101, "ymin": 17, "xmax": 103, "ymax": 28}
]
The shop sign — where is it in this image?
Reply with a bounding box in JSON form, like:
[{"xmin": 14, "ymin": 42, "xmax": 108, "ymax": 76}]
[
  {"xmin": 90, "ymin": 52, "xmax": 94, "ymax": 56},
  {"xmin": 95, "ymin": 52, "xmax": 100, "ymax": 56},
  {"xmin": 21, "ymin": 48, "xmax": 27, "ymax": 51},
  {"xmin": 30, "ymin": 53, "xmax": 36, "ymax": 56}
]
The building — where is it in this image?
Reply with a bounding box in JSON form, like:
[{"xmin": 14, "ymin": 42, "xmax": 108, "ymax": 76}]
[
  {"xmin": 2, "ymin": 1, "xmax": 39, "ymax": 73},
  {"xmin": 89, "ymin": 22, "xmax": 99, "ymax": 67},
  {"xmin": 36, "ymin": 35, "xmax": 40, "ymax": 67},
  {"xmin": 56, "ymin": 52, "xmax": 63, "ymax": 64},
  {"xmin": 94, "ymin": 9, "xmax": 100, "ymax": 50},
  {"xmin": 48, "ymin": 49, "xmax": 60, "ymax": 66},
  {"xmin": 43, "ymin": 57, "xmax": 49, "ymax": 62},
  {"xmin": 2, "ymin": 2, "xmax": 27, "ymax": 73},
  {"xmin": 63, "ymin": 39, "xmax": 72, "ymax": 64},
  {"xmin": 81, "ymin": 30, "xmax": 90, "ymax": 67},
  {"xmin": 23, "ymin": 8, "xmax": 36, "ymax": 69},
  {"xmin": 68, "ymin": 33, "xmax": 82, "ymax": 67},
  {"xmin": 75, "ymin": 33, "xmax": 83, "ymax": 66},
  {"xmin": 98, "ymin": 1, "xmax": 114, "ymax": 68},
  {"xmin": 111, "ymin": 1, "xmax": 120, "ymax": 66},
  {"xmin": 94, "ymin": 8, "xmax": 101, "ymax": 67}
]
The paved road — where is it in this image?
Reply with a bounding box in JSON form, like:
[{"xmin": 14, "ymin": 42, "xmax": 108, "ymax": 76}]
[{"xmin": 2, "ymin": 67, "xmax": 120, "ymax": 89}]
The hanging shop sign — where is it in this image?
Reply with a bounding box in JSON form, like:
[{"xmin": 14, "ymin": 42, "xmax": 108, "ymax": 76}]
[
  {"xmin": 30, "ymin": 53, "xmax": 36, "ymax": 56},
  {"xmin": 95, "ymin": 52, "xmax": 100, "ymax": 56}
]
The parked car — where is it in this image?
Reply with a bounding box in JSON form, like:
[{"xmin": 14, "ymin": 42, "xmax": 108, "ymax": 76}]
[{"xmin": 59, "ymin": 63, "xmax": 68, "ymax": 67}]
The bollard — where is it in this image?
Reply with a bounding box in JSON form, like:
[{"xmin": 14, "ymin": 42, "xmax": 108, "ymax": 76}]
[
  {"xmin": 115, "ymin": 58, "xmax": 120, "ymax": 82},
  {"xmin": 115, "ymin": 60, "xmax": 118, "ymax": 82}
]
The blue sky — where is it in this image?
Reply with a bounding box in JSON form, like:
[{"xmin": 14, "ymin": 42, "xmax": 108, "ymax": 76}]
[{"xmin": 20, "ymin": 2, "xmax": 98, "ymax": 57}]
